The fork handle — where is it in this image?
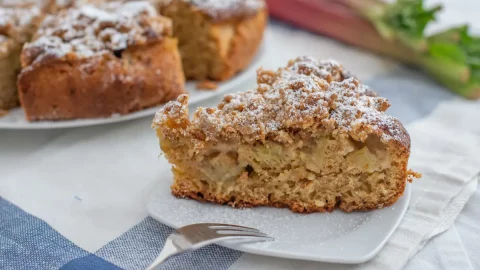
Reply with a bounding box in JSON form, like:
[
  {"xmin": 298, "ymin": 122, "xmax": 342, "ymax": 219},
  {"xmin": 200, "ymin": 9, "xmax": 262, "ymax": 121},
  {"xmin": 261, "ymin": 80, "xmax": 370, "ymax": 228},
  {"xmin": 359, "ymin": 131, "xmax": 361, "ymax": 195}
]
[{"xmin": 146, "ymin": 238, "xmax": 180, "ymax": 270}]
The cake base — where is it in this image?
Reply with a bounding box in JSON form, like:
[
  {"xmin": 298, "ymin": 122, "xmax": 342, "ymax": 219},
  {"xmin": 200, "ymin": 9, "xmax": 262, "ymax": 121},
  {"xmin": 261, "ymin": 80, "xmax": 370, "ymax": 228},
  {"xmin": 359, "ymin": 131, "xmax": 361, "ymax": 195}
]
[{"xmin": 171, "ymin": 183, "xmax": 405, "ymax": 213}]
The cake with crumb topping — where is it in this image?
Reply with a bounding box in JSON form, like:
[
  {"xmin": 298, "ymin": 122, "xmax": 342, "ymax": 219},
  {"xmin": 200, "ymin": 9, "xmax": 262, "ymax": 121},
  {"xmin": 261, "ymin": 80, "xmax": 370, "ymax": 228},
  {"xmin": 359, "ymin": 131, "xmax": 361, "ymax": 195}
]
[
  {"xmin": 1, "ymin": 0, "xmax": 266, "ymax": 120},
  {"xmin": 153, "ymin": 57, "xmax": 420, "ymax": 213},
  {"xmin": 17, "ymin": 1, "xmax": 185, "ymax": 121},
  {"xmin": 0, "ymin": 5, "xmax": 42, "ymax": 110},
  {"xmin": 158, "ymin": 0, "xmax": 267, "ymax": 81}
]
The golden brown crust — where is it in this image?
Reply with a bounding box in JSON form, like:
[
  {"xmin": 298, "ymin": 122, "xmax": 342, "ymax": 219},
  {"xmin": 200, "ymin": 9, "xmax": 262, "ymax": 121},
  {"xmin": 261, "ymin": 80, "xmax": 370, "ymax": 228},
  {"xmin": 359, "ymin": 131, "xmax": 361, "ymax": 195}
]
[
  {"xmin": 18, "ymin": 38, "xmax": 185, "ymax": 121},
  {"xmin": 17, "ymin": 1, "xmax": 186, "ymax": 121}
]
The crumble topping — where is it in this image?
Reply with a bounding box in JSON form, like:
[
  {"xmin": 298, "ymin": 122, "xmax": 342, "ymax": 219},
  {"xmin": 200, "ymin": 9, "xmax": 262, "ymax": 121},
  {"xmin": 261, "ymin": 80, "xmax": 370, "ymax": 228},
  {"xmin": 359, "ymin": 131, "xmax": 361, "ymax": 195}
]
[
  {"xmin": 0, "ymin": 0, "xmax": 37, "ymax": 7},
  {"xmin": 0, "ymin": 6, "xmax": 42, "ymax": 43},
  {"xmin": 39, "ymin": 0, "xmax": 91, "ymax": 13},
  {"xmin": 159, "ymin": 0, "xmax": 265, "ymax": 21},
  {"xmin": 21, "ymin": 1, "xmax": 172, "ymax": 67},
  {"xmin": 154, "ymin": 57, "xmax": 410, "ymax": 148}
]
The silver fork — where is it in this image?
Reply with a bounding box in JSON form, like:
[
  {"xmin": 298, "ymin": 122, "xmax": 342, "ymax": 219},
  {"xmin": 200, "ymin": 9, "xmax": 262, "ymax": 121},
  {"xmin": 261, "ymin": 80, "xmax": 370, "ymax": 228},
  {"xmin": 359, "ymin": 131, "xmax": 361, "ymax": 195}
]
[{"xmin": 146, "ymin": 223, "xmax": 274, "ymax": 270}]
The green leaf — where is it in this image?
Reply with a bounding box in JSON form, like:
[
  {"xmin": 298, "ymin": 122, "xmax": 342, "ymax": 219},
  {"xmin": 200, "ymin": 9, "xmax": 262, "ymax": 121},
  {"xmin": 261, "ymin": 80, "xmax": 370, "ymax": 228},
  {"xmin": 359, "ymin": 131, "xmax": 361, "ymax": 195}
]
[
  {"xmin": 384, "ymin": 0, "xmax": 442, "ymax": 37},
  {"xmin": 458, "ymin": 28, "xmax": 480, "ymax": 57},
  {"xmin": 466, "ymin": 57, "xmax": 480, "ymax": 68},
  {"xmin": 368, "ymin": 0, "xmax": 444, "ymax": 51},
  {"xmin": 470, "ymin": 68, "xmax": 480, "ymax": 81}
]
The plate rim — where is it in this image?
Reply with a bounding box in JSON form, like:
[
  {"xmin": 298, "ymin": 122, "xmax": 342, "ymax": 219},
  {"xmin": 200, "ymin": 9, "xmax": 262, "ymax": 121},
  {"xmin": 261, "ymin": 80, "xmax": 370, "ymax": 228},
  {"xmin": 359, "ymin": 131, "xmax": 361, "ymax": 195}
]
[
  {"xmin": 220, "ymin": 184, "xmax": 411, "ymax": 263},
  {"xmin": 148, "ymin": 183, "xmax": 411, "ymax": 264}
]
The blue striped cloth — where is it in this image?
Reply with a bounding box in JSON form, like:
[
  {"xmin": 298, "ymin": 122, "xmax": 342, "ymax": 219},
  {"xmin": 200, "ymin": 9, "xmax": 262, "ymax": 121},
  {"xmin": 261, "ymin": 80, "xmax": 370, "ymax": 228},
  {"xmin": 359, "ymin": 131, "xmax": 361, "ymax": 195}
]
[{"xmin": 0, "ymin": 198, "xmax": 241, "ymax": 270}]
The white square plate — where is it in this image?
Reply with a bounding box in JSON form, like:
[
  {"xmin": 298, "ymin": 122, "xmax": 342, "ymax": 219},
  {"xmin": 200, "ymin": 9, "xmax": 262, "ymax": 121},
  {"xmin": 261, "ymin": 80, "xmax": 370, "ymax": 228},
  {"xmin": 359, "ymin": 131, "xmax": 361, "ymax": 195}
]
[{"xmin": 147, "ymin": 157, "xmax": 411, "ymax": 264}]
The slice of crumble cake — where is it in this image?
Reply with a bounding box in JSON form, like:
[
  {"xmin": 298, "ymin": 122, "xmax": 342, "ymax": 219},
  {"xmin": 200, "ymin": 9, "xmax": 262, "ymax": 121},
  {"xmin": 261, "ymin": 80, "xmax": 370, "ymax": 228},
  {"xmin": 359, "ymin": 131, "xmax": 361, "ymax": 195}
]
[{"xmin": 153, "ymin": 57, "xmax": 419, "ymax": 213}]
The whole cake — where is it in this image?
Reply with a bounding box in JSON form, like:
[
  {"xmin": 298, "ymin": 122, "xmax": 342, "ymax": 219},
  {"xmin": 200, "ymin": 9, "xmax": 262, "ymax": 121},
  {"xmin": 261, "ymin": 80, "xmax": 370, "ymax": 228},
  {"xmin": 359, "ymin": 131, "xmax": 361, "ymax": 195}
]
[
  {"xmin": 18, "ymin": 1, "xmax": 185, "ymax": 121},
  {"xmin": 0, "ymin": 6, "xmax": 42, "ymax": 110},
  {"xmin": 158, "ymin": 0, "xmax": 267, "ymax": 81},
  {"xmin": 0, "ymin": 0, "xmax": 266, "ymax": 121},
  {"xmin": 153, "ymin": 57, "xmax": 419, "ymax": 213}
]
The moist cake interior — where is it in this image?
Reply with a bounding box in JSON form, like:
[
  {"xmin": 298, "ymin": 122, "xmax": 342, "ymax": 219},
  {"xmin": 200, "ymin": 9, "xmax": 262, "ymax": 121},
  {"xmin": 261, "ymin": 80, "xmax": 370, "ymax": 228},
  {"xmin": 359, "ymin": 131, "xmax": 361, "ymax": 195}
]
[{"xmin": 161, "ymin": 131, "xmax": 406, "ymax": 212}]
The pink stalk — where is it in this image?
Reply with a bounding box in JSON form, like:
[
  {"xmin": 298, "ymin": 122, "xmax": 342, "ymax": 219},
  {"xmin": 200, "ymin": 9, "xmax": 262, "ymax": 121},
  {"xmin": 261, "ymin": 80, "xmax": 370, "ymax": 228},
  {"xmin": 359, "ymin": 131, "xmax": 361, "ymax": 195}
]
[{"xmin": 266, "ymin": 0, "xmax": 418, "ymax": 64}]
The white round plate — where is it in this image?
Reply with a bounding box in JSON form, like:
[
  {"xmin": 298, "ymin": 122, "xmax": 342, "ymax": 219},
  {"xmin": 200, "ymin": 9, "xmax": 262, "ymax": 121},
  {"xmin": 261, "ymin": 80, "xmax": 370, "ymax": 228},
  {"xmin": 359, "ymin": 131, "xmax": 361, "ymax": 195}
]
[
  {"xmin": 0, "ymin": 47, "xmax": 263, "ymax": 129},
  {"xmin": 148, "ymin": 158, "xmax": 411, "ymax": 264}
]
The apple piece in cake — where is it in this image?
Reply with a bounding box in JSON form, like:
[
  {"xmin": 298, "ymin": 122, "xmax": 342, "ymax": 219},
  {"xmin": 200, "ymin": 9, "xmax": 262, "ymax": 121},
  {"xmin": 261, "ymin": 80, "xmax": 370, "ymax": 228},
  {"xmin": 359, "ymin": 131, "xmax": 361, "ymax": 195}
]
[{"xmin": 153, "ymin": 57, "xmax": 419, "ymax": 213}]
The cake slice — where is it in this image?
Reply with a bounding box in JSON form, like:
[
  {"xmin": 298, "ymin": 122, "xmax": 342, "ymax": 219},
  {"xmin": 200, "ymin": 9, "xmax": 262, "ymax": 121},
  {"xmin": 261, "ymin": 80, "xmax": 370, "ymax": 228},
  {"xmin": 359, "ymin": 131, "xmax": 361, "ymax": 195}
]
[
  {"xmin": 158, "ymin": 0, "xmax": 267, "ymax": 81},
  {"xmin": 18, "ymin": 1, "xmax": 185, "ymax": 121},
  {"xmin": 153, "ymin": 57, "xmax": 419, "ymax": 213}
]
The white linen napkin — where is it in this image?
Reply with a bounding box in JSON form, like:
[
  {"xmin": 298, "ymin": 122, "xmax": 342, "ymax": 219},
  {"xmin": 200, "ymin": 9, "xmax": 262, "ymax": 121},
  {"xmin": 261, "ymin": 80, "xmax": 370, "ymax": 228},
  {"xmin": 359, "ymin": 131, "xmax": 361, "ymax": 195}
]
[{"xmin": 229, "ymin": 99, "xmax": 480, "ymax": 270}]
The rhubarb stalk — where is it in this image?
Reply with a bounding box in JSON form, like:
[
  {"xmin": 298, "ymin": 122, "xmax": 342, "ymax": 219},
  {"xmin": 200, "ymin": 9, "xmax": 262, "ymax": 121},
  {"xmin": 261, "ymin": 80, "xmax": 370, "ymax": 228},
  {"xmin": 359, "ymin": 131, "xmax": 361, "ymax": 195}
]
[{"xmin": 267, "ymin": 0, "xmax": 480, "ymax": 99}]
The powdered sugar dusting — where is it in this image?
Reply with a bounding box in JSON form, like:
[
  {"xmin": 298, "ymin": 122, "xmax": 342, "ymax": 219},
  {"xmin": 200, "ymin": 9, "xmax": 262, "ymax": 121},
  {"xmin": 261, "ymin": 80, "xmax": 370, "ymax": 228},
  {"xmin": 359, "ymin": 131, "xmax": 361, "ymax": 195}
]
[
  {"xmin": 0, "ymin": 6, "xmax": 42, "ymax": 43},
  {"xmin": 155, "ymin": 56, "xmax": 409, "ymax": 147},
  {"xmin": 0, "ymin": 0, "xmax": 37, "ymax": 7},
  {"xmin": 160, "ymin": 0, "xmax": 265, "ymax": 21},
  {"xmin": 22, "ymin": 1, "xmax": 172, "ymax": 67}
]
